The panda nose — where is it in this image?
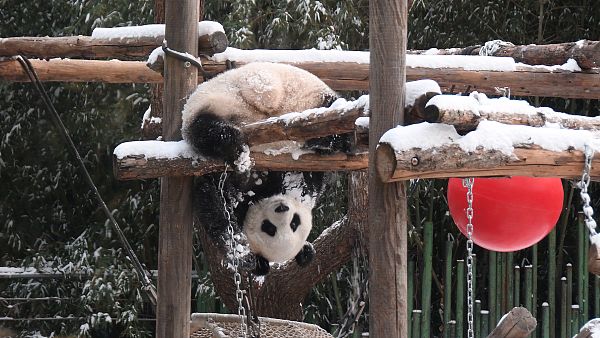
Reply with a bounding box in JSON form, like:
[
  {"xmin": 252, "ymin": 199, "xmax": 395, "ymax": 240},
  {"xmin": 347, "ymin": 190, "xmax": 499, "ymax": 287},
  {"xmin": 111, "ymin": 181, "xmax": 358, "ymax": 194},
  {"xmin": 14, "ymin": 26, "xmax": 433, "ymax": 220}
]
[{"xmin": 275, "ymin": 203, "xmax": 289, "ymax": 213}]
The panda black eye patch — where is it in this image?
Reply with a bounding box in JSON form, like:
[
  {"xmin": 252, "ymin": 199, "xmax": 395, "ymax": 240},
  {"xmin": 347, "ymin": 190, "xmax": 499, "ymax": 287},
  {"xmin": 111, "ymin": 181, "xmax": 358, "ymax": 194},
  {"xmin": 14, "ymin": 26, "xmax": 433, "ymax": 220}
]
[
  {"xmin": 275, "ymin": 203, "xmax": 289, "ymax": 213},
  {"xmin": 290, "ymin": 213, "xmax": 300, "ymax": 232},
  {"xmin": 261, "ymin": 220, "xmax": 277, "ymax": 237}
]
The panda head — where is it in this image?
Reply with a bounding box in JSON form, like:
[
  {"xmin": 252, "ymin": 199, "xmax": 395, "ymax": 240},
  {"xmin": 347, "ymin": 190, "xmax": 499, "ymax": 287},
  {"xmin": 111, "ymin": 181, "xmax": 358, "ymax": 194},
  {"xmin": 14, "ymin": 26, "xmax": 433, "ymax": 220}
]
[{"xmin": 243, "ymin": 194, "xmax": 313, "ymax": 263}]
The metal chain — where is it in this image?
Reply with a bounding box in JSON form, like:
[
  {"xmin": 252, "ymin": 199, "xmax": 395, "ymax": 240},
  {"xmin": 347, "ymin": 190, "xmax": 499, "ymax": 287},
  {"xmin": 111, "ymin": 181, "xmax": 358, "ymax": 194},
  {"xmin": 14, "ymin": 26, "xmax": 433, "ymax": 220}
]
[
  {"xmin": 578, "ymin": 145, "xmax": 598, "ymax": 237},
  {"xmin": 218, "ymin": 167, "xmax": 248, "ymax": 338},
  {"xmin": 462, "ymin": 178, "xmax": 475, "ymax": 338}
]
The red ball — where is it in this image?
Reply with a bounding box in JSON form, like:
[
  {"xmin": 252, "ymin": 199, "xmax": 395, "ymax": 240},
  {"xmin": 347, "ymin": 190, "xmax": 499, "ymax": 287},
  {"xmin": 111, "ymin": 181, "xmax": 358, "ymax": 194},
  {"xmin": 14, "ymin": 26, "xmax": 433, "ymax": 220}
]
[{"xmin": 447, "ymin": 176, "xmax": 563, "ymax": 252}]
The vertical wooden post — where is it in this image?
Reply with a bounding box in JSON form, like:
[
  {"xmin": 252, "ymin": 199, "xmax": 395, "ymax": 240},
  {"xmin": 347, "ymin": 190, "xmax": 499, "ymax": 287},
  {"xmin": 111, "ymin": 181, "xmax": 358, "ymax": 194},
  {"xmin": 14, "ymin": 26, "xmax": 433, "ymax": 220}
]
[
  {"xmin": 157, "ymin": 0, "xmax": 198, "ymax": 337},
  {"xmin": 369, "ymin": 0, "xmax": 408, "ymax": 336}
]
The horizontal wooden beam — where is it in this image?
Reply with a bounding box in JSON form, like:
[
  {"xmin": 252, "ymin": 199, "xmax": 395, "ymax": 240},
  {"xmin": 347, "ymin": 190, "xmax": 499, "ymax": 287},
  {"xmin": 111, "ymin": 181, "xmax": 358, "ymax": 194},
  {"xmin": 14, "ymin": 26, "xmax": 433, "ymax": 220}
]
[
  {"xmin": 0, "ymin": 31, "xmax": 228, "ymax": 59},
  {"xmin": 423, "ymin": 94, "xmax": 600, "ymax": 133},
  {"xmin": 114, "ymin": 142, "xmax": 368, "ymax": 180},
  {"xmin": 376, "ymin": 143, "xmax": 599, "ymax": 182},
  {"xmin": 410, "ymin": 40, "xmax": 600, "ymax": 69},
  {"xmin": 1, "ymin": 58, "xmax": 598, "ymax": 99}
]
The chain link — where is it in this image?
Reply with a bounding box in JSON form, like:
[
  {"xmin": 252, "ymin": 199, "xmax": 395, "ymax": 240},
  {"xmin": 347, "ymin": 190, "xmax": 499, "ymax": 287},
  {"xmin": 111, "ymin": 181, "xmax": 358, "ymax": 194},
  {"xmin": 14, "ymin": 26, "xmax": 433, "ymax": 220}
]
[
  {"xmin": 462, "ymin": 177, "xmax": 475, "ymax": 338},
  {"xmin": 219, "ymin": 167, "xmax": 248, "ymax": 338},
  {"xmin": 579, "ymin": 145, "xmax": 598, "ymax": 238}
]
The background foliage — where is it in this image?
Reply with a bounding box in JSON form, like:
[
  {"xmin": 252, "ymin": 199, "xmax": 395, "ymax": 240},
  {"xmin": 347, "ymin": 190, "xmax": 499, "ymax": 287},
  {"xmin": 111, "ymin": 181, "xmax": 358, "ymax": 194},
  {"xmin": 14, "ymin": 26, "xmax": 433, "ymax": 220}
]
[{"xmin": 0, "ymin": 0, "xmax": 598, "ymax": 337}]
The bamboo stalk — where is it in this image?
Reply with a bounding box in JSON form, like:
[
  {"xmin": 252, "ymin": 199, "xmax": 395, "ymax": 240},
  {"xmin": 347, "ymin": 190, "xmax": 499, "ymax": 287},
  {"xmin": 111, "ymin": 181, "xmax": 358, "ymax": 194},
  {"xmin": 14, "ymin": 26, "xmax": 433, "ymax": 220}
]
[
  {"xmin": 444, "ymin": 235, "xmax": 454, "ymax": 338},
  {"xmin": 456, "ymin": 260, "xmax": 465, "ymax": 338},
  {"xmin": 507, "ymin": 252, "xmax": 514, "ymax": 309},
  {"xmin": 533, "ymin": 245, "xmax": 539, "ymax": 320},
  {"xmin": 499, "ymin": 253, "xmax": 506, "ymax": 316},
  {"xmin": 568, "ymin": 263, "xmax": 574, "ymax": 335},
  {"xmin": 571, "ymin": 305, "xmax": 580, "ymax": 336},
  {"xmin": 447, "ymin": 320, "xmax": 456, "ymax": 338},
  {"xmin": 525, "ymin": 265, "xmax": 534, "ymax": 313},
  {"xmin": 578, "ymin": 213, "xmax": 587, "ymax": 327},
  {"xmin": 514, "ymin": 265, "xmax": 521, "ymax": 307},
  {"xmin": 542, "ymin": 302, "xmax": 550, "ymax": 338},
  {"xmin": 596, "ymin": 276, "xmax": 600, "ymax": 317},
  {"xmin": 475, "ymin": 299, "xmax": 482, "ymax": 337},
  {"xmin": 411, "ymin": 310, "xmax": 422, "ymax": 338},
  {"xmin": 331, "ymin": 273, "xmax": 344, "ymax": 321},
  {"xmin": 421, "ymin": 221, "xmax": 433, "ymax": 338},
  {"xmin": 481, "ymin": 310, "xmax": 489, "ymax": 337},
  {"xmin": 549, "ymin": 227, "xmax": 557, "ymax": 338},
  {"xmin": 489, "ymin": 252, "xmax": 497, "ymax": 324},
  {"xmin": 562, "ymin": 277, "xmax": 568, "ymax": 338},
  {"xmin": 408, "ymin": 260, "xmax": 415, "ymax": 338},
  {"xmin": 584, "ymin": 221, "xmax": 590, "ymax": 325}
]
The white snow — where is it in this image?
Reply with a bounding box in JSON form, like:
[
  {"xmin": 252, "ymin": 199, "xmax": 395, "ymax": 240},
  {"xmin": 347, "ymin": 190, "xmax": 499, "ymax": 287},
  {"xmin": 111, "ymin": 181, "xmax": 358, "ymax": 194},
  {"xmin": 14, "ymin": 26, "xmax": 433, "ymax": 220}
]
[
  {"xmin": 251, "ymin": 141, "xmax": 314, "ymax": 160},
  {"xmin": 234, "ymin": 145, "xmax": 253, "ymax": 172},
  {"xmin": 355, "ymin": 117, "xmax": 369, "ymax": 128},
  {"xmin": 92, "ymin": 21, "xmax": 225, "ymax": 40},
  {"xmin": 516, "ymin": 58, "xmax": 582, "ymax": 72},
  {"xmin": 379, "ymin": 120, "xmax": 600, "ymax": 156},
  {"xmin": 576, "ymin": 39, "xmax": 586, "ymax": 48},
  {"xmin": 212, "ymin": 48, "xmax": 518, "ymax": 71},
  {"xmin": 406, "ymin": 79, "xmax": 441, "ymax": 107},
  {"xmin": 113, "ymin": 140, "xmax": 200, "ymax": 160},
  {"xmin": 147, "ymin": 46, "xmax": 164, "ymax": 65}
]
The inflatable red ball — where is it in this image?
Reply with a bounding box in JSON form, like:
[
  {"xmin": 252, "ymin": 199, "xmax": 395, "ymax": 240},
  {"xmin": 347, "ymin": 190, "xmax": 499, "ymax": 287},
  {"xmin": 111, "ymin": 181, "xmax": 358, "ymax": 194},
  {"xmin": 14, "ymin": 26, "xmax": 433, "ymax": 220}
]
[{"xmin": 448, "ymin": 176, "xmax": 563, "ymax": 252}]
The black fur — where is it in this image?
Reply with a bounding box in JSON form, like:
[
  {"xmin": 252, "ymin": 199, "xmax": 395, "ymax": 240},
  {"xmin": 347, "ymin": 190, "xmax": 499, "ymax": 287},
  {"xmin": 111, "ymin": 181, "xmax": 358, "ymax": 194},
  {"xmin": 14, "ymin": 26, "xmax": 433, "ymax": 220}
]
[
  {"xmin": 295, "ymin": 243, "xmax": 315, "ymax": 267},
  {"xmin": 255, "ymin": 255, "xmax": 270, "ymax": 275},
  {"xmin": 290, "ymin": 213, "xmax": 300, "ymax": 232},
  {"xmin": 261, "ymin": 220, "xmax": 277, "ymax": 237},
  {"xmin": 186, "ymin": 112, "xmax": 247, "ymax": 165}
]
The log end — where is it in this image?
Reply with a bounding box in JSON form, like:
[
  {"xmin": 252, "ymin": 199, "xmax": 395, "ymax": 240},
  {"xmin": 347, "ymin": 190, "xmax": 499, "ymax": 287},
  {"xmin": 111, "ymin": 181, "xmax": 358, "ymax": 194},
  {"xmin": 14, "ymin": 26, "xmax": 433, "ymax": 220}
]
[
  {"xmin": 422, "ymin": 104, "xmax": 441, "ymax": 123},
  {"xmin": 201, "ymin": 31, "xmax": 228, "ymax": 56},
  {"xmin": 375, "ymin": 143, "xmax": 397, "ymax": 182}
]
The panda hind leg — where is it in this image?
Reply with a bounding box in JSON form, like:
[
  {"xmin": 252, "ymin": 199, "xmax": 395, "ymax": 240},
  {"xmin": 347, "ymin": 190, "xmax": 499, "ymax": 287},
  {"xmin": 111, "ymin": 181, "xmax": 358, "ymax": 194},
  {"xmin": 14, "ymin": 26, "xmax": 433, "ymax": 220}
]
[
  {"xmin": 254, "ymin": 255, "xmax": 270, "ymax": 276},
  {"xmin": 186, "ymin": 112, "xmax": 247, "ymax": 165},
  {"xmin": 295, "ymin": 242, "xmax": 315, "ymax": 267}
]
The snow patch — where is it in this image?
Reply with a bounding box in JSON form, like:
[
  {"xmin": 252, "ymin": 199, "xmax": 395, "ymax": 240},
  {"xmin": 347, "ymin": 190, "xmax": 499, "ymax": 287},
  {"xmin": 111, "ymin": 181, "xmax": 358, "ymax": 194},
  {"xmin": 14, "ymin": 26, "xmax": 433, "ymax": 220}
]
[
  {"xmin": 92, "ymin": 21, "xmax": 224, "ymax": 40},
  {"xmin": 113, "ymin": 140, "xmax": 201, "ymax": 160}
]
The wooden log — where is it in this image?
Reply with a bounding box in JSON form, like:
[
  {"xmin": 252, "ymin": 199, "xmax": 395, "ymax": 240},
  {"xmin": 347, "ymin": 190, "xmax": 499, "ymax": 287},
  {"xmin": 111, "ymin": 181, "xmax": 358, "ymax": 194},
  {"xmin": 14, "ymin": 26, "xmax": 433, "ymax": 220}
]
[
  {"xmin": 0, "ymin": 31, "xmax": 227, "ymax": 59},
  {"xmin": 155, "ymin": 0, "xmax": 197, "ymax": 337},
  {"xmin": 1, "ymin": 57, "xmax": 599, "ymax": 99},
  {"xmin": 410, "ymin": 40, "xmax": 600, "ymax": 70},
  {"xmin": 376, "ymin": 143, "xmax": 600, "ymax": 182},
  {"xmin": 113, "ymin": 143, "xmax": 368, "ymax": 180},
  {"xmin": 487, "ymin": 307, "xmax": 537, "ymax": 338},
  {"xmin": 423, "ymin": 95, "xmax": 600, "ymax": 133},
  {"xmin": 368, "ymin": 0, "xmax": 408, "ymax": 337},
  {"xmin": 575, "ymin": 318, "xmax": 600, "ymax": 338}
]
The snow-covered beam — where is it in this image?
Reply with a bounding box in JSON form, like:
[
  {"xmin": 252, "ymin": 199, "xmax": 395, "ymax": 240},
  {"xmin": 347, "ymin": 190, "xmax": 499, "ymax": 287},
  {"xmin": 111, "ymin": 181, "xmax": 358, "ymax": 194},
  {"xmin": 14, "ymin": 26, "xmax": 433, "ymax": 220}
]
[
  {"xmin": 1, "ymin": 53, "xmax": 598, "ymax": 99},
  {"xmin": 575, "ymin": 318, "xmax": 600, "ymax": 337},
  {"xmin": 376, "ymin": 121, "xmax": 600, "ymax": 182},
  {"xmin": 0, "ymin": 22, "xmax": 228, "ymax": 59},
  {"xmin": 113, "ymin": 141, "xmax": 368, "ymax": 180},
  {"xmin": 409, "ymin": 40, "xmax": 600, "ymax": 70},
  {"xmin": 423, "ymin": 93, "xmax": 600, "ymax": 133}
]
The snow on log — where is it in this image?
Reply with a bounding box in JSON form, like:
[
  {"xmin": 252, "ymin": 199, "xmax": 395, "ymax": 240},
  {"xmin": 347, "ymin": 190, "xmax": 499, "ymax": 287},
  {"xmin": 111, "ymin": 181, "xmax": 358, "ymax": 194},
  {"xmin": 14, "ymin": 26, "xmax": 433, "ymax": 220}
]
[
  {"xmin": 113, "ymin": 140, "xmax": 368, "ymax": 180},
  {"xmin": 376, "ymin": 121, "xmax": 600, "ymax": 182},
  {"xmin": 410, "ymin": 40, "xmax": 600, "ymax": 69},
  {"xmin": 0, "ymin": 22, "xmax": 228, "ymax": 59},
  {"xmin": 588, "ymin": 236, "xmax": 600, "ymax": 276},
  {"xmin": 1, "ymin": 53, "xmax": 598, "ymax": 99},
  {"xmin": 423, "ymin": 92, "xmax": 600, "ymax": 132},
  {"xmin": 487, "ymin": 307, "xmax": 537, "ymax": 338}
]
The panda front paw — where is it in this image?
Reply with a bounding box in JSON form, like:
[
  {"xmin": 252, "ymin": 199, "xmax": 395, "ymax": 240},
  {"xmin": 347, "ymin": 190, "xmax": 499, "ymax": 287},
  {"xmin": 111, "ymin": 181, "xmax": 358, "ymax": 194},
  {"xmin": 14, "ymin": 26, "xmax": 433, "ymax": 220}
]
[
  {"xmin": 254, "ymin": 255, "xmax": 270, "ymax": 276},
  {"xmin": 295, "ymin": 242, "xmax": 315, "ymax": 267}
]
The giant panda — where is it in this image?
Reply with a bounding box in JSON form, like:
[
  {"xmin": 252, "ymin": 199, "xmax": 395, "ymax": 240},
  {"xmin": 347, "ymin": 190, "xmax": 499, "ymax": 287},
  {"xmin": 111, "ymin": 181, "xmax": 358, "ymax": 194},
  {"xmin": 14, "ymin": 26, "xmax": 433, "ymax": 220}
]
[
  {"xmin": 195, "ymin": 170, "xmax": 324, "ymax": 275},
  {"xmin": 185, "ymin": 62, "xmax": 338, "ymax": 275},
  {"xmin": 181, "ymin": 62, "xmax": 339, "ymax": 169}
]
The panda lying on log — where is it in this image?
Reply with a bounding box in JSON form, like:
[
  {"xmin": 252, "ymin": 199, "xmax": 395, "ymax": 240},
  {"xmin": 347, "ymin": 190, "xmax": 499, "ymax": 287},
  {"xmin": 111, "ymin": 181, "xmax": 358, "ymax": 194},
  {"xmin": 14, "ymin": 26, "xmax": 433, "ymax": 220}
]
[{"xmin": 182, "ymin": 62, "xmax": 342, "ymax": 275}]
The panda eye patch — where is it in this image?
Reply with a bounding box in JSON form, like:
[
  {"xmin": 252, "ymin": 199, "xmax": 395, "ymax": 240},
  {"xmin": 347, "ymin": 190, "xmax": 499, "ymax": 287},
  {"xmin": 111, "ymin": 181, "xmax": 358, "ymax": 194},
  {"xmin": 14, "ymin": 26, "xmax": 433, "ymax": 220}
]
[
  {"xmin": 261, "ymin": 220, "xmax": 277, "ymax": 237},
  {"xmin": 275, "ymin": 204, "xmax": 289, "ymax": 213},
  {"xmin": 290, "ymin": 213, "xmax": 301, "ymax": 232}
]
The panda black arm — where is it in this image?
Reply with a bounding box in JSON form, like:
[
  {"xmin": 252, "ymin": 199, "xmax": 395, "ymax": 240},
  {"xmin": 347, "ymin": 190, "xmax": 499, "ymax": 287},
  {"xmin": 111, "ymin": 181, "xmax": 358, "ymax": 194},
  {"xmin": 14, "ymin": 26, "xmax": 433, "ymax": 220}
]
[
  {"xmin": 254, "ymin": 255, "xmax": 270, "ymax": 276},
  {"xmin": 295, "ymin": 242, "xmax": 315, "ymax": 267},
  {"xmin": 185, "ymin": 112, "xmax": 247, "ymax": 165}
]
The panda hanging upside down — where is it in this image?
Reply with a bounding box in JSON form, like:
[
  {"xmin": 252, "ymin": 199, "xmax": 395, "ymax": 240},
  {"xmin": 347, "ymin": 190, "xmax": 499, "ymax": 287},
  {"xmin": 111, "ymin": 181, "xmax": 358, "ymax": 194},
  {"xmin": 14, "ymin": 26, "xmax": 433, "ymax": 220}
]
[{"xmin": 183, "ymin": 62, "xmax": 342, "ymax": 275}]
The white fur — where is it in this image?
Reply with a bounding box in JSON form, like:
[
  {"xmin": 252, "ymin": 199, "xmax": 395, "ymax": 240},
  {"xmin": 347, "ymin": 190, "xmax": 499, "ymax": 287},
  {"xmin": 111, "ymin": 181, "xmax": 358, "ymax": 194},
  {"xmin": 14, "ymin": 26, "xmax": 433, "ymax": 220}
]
[
  {"xmin": 181, "ymin": 62, "xmax": 336, "ymax": 140},
  {"xmin": 243, "ymin": 194, "xmax": 313, "ymax": 263}
]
